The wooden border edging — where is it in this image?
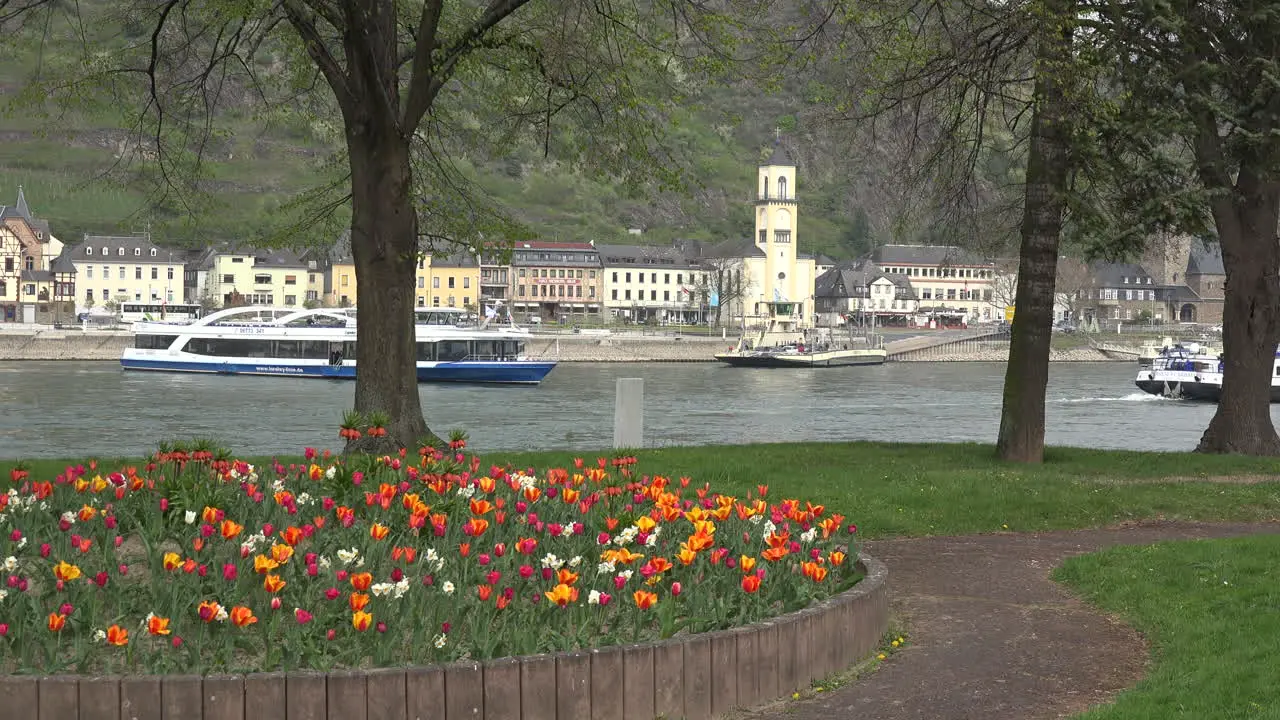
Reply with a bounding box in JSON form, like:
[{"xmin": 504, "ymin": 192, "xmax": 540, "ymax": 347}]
[{"xmin": 0, "ymin": 554, "xmax": 888, "ymax": 720}]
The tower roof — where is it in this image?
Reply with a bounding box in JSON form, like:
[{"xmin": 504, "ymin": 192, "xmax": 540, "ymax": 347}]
[{"xmin": 765, "ymin": 141, "xmax": 794, "ymax": 167}]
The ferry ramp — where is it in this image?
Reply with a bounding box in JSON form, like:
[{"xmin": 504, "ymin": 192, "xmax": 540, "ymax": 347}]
[{"xmin": 885, "ymin": 328, "xmax": 1011, "ymax": 360}]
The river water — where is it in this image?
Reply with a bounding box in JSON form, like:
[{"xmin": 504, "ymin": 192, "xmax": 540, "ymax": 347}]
[{"xmin": 0, "ymin": 361, "xmax": 1246, "ymax": 459}]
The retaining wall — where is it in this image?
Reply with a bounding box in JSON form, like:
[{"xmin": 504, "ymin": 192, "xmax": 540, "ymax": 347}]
[{"xmin": 0, "ymin": 556, "xmax": 888, "ymax": 720}]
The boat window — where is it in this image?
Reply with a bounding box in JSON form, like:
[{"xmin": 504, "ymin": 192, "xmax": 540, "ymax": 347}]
[
  {"xmin": 437, "ymin": 340, "xmax": 469, "ymax": 361},
  {"xmin": 275, "ymin": 340, "xmax": 303, "ymax": 358},
  {"xmin": 343, "ymin": 341, "xmax": 358, "ymax": 360},
  {"xmin": 184, "ymin": 338, "xmax": 275, "ymax": 357},
  {"xmin": 417, "ymin": 342, "xmax": 437, "ymax": 362},
  {"xmin": 505, "ymin": 341, "xmax": 524, "ymax": 359},
  {"xmin": 472, "ymin": 340, "xmax": 497, "ymax": 359},
  {"xmin": 134, "ymin": 334, "xmax": 177, "ymax": 350},
  {"xmin": 301, "ymin": 340, "xmax": 329, "ymax": 360}
]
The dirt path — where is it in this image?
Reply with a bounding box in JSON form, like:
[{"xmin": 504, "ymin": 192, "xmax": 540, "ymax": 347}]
[{"xmin": 742, "ymin": 520, "xmax": 1280, "ymax": 720}]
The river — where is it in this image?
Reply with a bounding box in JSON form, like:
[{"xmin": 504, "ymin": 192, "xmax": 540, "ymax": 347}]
[{"xmin": 0, "ymin": 361, "xmax": 1248, "ymax": 458}]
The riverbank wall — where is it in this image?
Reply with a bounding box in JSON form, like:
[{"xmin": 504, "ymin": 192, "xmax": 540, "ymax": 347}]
[{"xmin": 0, "ymin": 331, "xmax": 1131, "ymax": 362}]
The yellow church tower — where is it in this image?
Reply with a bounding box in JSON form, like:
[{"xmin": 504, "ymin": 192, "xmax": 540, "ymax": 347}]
[{"xmin": 755, "ymin": 139, "xmax": 804, "ymax": 325}]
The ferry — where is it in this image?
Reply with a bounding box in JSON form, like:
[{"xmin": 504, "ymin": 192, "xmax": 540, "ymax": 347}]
[
  {"xmin": 1133, "ymin": 340, "xmax": 1280, "ymax": 401},
  {"xmin": 715, "ymin": 302, "xmax": 888, "ymax": 368},
  {"xmin": 120, "ymin": 306, "xmax": 557, "ymax": 384}
]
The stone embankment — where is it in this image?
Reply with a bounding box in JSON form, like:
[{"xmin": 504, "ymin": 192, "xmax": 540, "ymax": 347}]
[
  {"xmin": 892, "ymin": 342, "xmax": 1120, "ymax": 363},
  {"xmin": 0, "ymin": 330, "xmax": 1135, "ymax": 362}
]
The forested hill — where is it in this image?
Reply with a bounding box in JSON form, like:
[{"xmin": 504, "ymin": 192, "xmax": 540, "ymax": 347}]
[{"xmin": 0, "ymin": 6, "xmax": 1022, "ymax": 260}]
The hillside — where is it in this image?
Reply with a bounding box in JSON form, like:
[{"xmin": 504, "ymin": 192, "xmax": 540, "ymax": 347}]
[{"xmin": 0, "ymin": 6, "xmax": 1023, "ymax": 261}]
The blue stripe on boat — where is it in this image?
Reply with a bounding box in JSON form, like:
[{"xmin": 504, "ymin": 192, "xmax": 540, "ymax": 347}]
[{"xmin": 121, "ymin": 358, "xmax": 555, "ymax": 384}]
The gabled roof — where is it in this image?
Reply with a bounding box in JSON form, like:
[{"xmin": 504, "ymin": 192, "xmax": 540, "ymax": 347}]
[
  {"xmin": 432, "ymin": 251, "xmax": 479, "ymax": 268},
  {"xmin": 596, "ymin": 243, "xmax": 699, "ymax": 269},
  {"xmin": 0, "ymin": 187, "xmax": 52, "ymax": 237},
  {"xmin": 50, "ymin": 249, "xmax": 76, "ymax": 274},
  {"xmin": 872, "ymin": 244, "xmax": 990, "ymax": 267},
  {"xmin": 765, "ymin": 142, "xmax": 794, "ymax": 167},
  {"xmin": 68, "ymin": 234, "xmax": 179, "ymax": 261},
  {"xmin": 1089, "ymin": 261, "xmax": 1154, "ymax": 287},
  {"xmin": 1186, "ymin": 242, "xmax": 1224, "ymax": 275}
]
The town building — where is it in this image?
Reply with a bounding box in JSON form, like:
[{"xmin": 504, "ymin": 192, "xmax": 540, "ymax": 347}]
[
  {"xmin": 598, "ymin": 243, "xmax": 708, "ymax": 324},
  {"xmin": 508, "ymin": 241, "xmax": 603, "ymax": 320},
  {"xmin": 190, "ymin": 246, "xmax": 315, "ymax": 308},
  {"xmin": 0, "ymin": 188, "xmax": 73, "ymax": 323},
  {"xmin": 418, "ymin": 252, "xmax": 481, "ymax": 310},
  {"xmin": 871, "ymin": 245, "xmax": 997, "ymax": 323},
  {"xmin": 683, "ymin": 143, "xmax": 818, "ymax": 327},
  {"xmin": 1077, "ymin": 242, "xmax": 1225, "ymax": 326},
  {"xmin": 66, "ymin": 233, "xmax": 184, "ymax": 309},
  {"xmin": 479, "ymin": 256, "xmax": 510, "ymax": 309},
  {"xmin": 814, "ymin": 260, "xmax": 917, "ymax": 326}
]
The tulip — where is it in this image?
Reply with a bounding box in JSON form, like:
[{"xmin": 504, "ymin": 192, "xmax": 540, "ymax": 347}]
[
  {"xmin": 147, "ymin": 615, "xmax": 171, "ymax": 636},
  {"xmin": 47, "ymin": 613, "xmax": 66, "ymax": 632},
  {"xmin": 295, "ymin": 608, "xmax": 314, "ymax": 624},
  {"xmin": 671, "ymin": 582, "xmax": 682, "ymax": 597},
  {"xmin": 229, "ymin": 606, "xmax": 257, "ymax": 627},
  {"xmin": 352, "ymin": 611, "xmax": 373, "ymax": 632}
]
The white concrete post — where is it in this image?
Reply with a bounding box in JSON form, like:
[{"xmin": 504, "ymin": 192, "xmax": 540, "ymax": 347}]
[{"xmin": 613, "ymin": 377, "xmax": 644, "ymax": 449}]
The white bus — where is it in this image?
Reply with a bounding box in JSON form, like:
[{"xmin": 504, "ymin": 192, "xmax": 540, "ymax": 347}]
[{"xmin": 119, "ymin": 302, "xmax": 203, "ymax": 323}]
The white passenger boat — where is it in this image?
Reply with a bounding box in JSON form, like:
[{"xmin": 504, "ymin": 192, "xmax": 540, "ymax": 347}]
[
  {"xmin": 121, "ymin": 306, "xmax": 557, "ymax": 384},
  {"xmin": 715, "ymin": 303, "xmax": 887, "ymax": 368},
  {"xmin": 1133, "ymin": 340, "xmax": 1280, "ymax": 401}
]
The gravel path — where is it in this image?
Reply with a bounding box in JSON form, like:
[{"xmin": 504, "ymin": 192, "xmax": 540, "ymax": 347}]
[{"xmin": 741, "ymin": 520, "xmax": 1280, "ymax": 720}]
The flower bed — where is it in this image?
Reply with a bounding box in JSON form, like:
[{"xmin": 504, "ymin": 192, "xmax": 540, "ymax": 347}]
[{"xmin": 0, "ymin": 435, "xmax": 860, "ymax": 675}]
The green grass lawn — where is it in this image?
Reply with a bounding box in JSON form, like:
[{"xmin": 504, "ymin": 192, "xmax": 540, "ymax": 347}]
[
  {"xmin": 1056, "ymin": 535, "xmax": 1280, "ymax": 719},
  {"xmin": 7, "ymin": 441, "xmax": 1280, "ymax": 539}
]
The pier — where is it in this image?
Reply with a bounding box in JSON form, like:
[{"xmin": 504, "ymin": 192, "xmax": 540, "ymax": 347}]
[{"xmin": 885, "ymin": 328, "xmax": 1012, "ymax": 360}]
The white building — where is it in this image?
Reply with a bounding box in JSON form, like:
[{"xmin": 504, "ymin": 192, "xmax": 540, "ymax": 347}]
[
  {"xmin": 65, "ymin": 234, "xmax": 185, "ymax": 309},
  {"xmin": 598, "ymin": 244, "xmax": 708, "ymax": 324}
]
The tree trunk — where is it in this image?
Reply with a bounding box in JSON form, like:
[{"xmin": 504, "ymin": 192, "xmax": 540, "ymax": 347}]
[
  {"xmin": 1195, "ymin": 169, "xmax": 1280, "ymax": 454},
  {"xmin": 995, "ymin": 8, "xmax": 1073, "ymax": 463},
  {"xmin": 344, "ymin": 120, "xmax": 438, "ymax": 454}
]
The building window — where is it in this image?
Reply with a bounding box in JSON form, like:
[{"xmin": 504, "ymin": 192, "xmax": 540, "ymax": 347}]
[
  {"xmin": 222, "ymin": 274, "xmax": 235, "ymax": 284},
  {"xmin": 590, "ymin": 271, "xmax": 596, "ymax": 279},
  {"xmin": 417, "ymin": 296, "xmax": 425, "ymax": 307},
  {"xmin": 285, "ymin": 295, "xmax": 297, "ymax": 306},
  {"xmin": 254, "ymin": 274, "xmax": 272, "ymax": 284},
  {"xmin": 664, "ymin": 273, "xmax": 670, "ymax": 284},
  {"xmin": 612, "ymin": 271, "xmax": 618, "ymax": 283},
  {"xmin": 447, "ymin": 296, "xmax": 455, "ymax": 306},
  {"xmin": 651, "ymin": 273, "xmax": 657, "ymax": 283},
  {"xmin": 84, "ymin": 288, "xmax": 92, "ymax": 301},
  {"xmin": 677, "ymin": 273, "xmax": 683, "ymax": 284},
  {"xmin": 463, "ymin": 277, "xmax": 470, "ymax": 288},
  {"xmin": 519, "ymin": 286, "xmax": 525, "ymax": 297},
  {"xmin": 612, "ymin": 289, "xmax": 618, "ymax": 300},
  {"xmin": 433, "ymin": 277, "xmax": 440, "ymax": 288},
  {"xmin": 118, "ymin": 266, "xmax": 125, "ymax": 279},
  {"xmin": 433, "ymin": 296, "xmax": 440, "ymax": 306},
  {"xmin": 779, "ymin": 177, "xmax": 788, "ymax": 199},
  {"xmin": 285, "ymin": 275, "xmax": 297, "ymax": 285},
  {"xmin": 625, "ymin": 290, "xmax": 632, "ymax": 300},
  {"xmin": 638, "ymin": 273, "xmax": 644, "ymax": 284},
  {"xmin": 86, "ymin": 248, "xmax": 93, "ymax": 256},
  {"xmin": 664, "ymin": 290, "xmax": 670, "ymax": 301},
  {"xmin": 448, "ymin": 277, "xmax": 455, "ymax": 289},
  {"xmin": 463, "ymin": 296, "xmax": 469, "ymax": 305},
  {"xmin": 589, "ymin": 287, "xmax": 595, "ymax": 298},
  {"xmin": 650, "ymin": 290, "xmax": 657, "ymax": 301},
  {"xmin": 626, "ymin": 272, "xmax": 632, "ymax": 283},
  {"xmin": 86, "ymin": 267, "xmax": 93, "ymax": 279},
  {"xmin": 576, "ymin": 286, "xmax": 582, "ymax": 298},
  {"xmin": 417, "ymin": 277, "xmax": 424, "ymax": 288},
  {"xmin": 151, "ymin": 267, "xmax": 158, "ymax": 280},
  {"xmin": 167, "ymin": 267, "xmax": 174, "ymax": 280},
  {"xmin": 519, "ymin": 269, "xmax": 526, "ymax": 277}
]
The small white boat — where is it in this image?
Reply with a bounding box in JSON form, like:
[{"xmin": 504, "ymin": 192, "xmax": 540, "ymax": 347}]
[{"xmin": 716, "ymin": 303, "xmax": 887, "ymax": 368}]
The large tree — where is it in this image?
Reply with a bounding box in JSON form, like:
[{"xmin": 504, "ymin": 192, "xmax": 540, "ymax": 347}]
[
  {"xmin": 1072, "ymin": 0, "xmax": 1280, "ymax": 454},
  {"xmin": 3, "ymin": 0, "xmax": 798, "ymax": 452}
]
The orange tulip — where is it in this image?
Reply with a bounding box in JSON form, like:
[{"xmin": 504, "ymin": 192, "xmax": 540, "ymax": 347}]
[
  {"xmin": 677, "ymin": 546, "xmax": 697, "ymax": 566},
  {"xmin": 477, "ymin": 585, "xmax": 493, "ymax": 601},
  {"xmin": 556, "ymin": 568, "xmax": 580, "ymax": 586},
  {"xmin": 462, "ymin": 518, "xmax": 489, "ymax": 537},
  {"xmin": 253, "ymin": 555, "xmax": 279, "ymax": 574},
  {"xmin": 632, "ymin": 590, "xmax": 658, "ymax": 610},
  {"xmin": 47, "ymin": 612, "xmax": 66, "ymax": 632},
  {"xmin": 220, "ymin": 519, "xmax": 244, "ymax": 539},
  {"xmin": 147, "ymin": 615, "xmax": 171, "ymax": 636},
  {"xmin": 829, "ymin": 550, "xmax": 847, "ymax": 566},
  {"xmin": 280, "ymin": 526, "xmax": 304, "ymax": 546},
  {"xmin": 352, "ymin": 610, "xmax": 373, "ymax": 632},
  {"xmin": 78, "ymin": 504, "xmax": 97, "ymax": 522},
  {"xmin": 648, "ymin": 557, "xmax": 673, "ymax": 574},
  {"xmin": 739, "ymin": 555, "xmax": 756, "ymax": 574},
  {"xmin": 270, "ymin": 543, "xmax": 294, "ymax": 564},
  {"xmin": 53, "ymin": 560, "xmax": 81, "ymax": 582},
  {"xmin": 263, "ymin": 574, "xmax": 287, "ymax": 593},
  {"xmin": 369, "ymin": 523, "xmax": 390, "ymax": 541},
  {"xmin": 801, "ymin": 562, "xmax": 829, "ymax": 583},
  {"xmin": 350, "ymin": 572, "xmax": 373, "ymax": 591},
  {"xmin": 469, "ymin": 498, "xmax": 494, "ymax": 516},
  {"xmin": 229, "ymin": 606, "xmax": 257, "ymax": 627},
  {"xmin": 349, "ymin": 592, "xmax": 370, "ymax": 612},
  {"xmin": 201, "ymin": 506, "xmax": 219, "ymax": 524},
  {"xmin": 106, "ymin": 624, "xmax": 129, "ymax": 646},
  {"xmin": 741, "ymin": 575, "xmax": 762, "ymax": 593},
  {"xmin": 761, "ymin": 547, "xmax": 788, "ymax": 563},
  {"xmin": 544, "ymin": 583, "xmax": 579, "ymax": 608}
]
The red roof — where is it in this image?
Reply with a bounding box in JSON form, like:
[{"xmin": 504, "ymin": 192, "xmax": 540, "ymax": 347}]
[{"xmin": 513, "ymin": 241, "xmax": 595, "ymax": 251}]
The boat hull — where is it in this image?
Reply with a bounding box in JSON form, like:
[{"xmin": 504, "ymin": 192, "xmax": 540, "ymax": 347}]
[
  {"xmin": 715, "ymin": 351, "xmax": 887, "ymax": 368},
  {"xmin": 1134, "ymin": 371, "xmax": 1280, "ymax": 403},
  {"xmin": 121, "ymin": 356, "xmax": 556, "ymax": 385}
]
